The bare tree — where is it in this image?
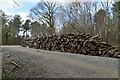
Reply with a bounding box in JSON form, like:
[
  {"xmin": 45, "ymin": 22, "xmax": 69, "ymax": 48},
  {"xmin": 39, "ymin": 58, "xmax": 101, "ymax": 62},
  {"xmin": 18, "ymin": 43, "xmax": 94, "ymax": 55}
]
[
  {"xmin": 94, "ymin": 9, "xmax": 107, "ymax": 38},
  {"xmin": 29, "ymin": 1, "xmax": 119, "ymax": 48},
  {"xmin": 30, "ymin": 1, "xmax": 58, "ymax": 36}
]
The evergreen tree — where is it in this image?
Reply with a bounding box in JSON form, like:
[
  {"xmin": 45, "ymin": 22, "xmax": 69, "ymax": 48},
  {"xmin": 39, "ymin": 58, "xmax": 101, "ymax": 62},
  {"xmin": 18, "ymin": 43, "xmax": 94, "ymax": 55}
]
[
  {"xmin": 11, "ymin": 15, "xmax": 22, "ymax": 37},
  {"xmin": 112, "ymin": 1, "xmax": 120, "ymax": 49},
  {"xmin": 1, "ymin": 12, "xmax": 10, "ymax": 44},
  {"xmin": 22, "ymin": 19, "xmax": 31, "ymax": 36}
]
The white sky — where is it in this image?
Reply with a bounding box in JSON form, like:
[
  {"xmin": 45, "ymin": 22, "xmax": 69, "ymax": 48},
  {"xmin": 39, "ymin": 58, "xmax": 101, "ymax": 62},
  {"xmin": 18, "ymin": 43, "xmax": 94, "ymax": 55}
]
[
  {"xmin": 0, "ymin": 0, "xmax": 67, "ymax": 20},
  {"xmin": 0, "ymin": 0, "xmax": 66, "ymax": 21},
  {"xmin": 0, "ymin": 0, "xmax": 119, "ymax": 21}
]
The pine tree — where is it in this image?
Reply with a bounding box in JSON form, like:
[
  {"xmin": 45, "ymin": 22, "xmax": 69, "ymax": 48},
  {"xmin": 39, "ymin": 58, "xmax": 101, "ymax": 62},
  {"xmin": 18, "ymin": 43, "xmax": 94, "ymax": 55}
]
[
  {"xmin": 22, "ymin": 19, "xmax": 31, "ymax": 36},
  {"xmin": 113, "ymin": 1, "xmax": 120, "ymax": 49}
]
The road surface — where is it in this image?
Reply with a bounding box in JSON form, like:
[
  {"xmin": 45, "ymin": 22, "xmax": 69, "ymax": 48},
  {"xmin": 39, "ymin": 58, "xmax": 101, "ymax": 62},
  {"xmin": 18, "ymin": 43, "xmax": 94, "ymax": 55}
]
[{"xmin": 1, "ymin": 46, "xmax": 119, "ymax": 78}]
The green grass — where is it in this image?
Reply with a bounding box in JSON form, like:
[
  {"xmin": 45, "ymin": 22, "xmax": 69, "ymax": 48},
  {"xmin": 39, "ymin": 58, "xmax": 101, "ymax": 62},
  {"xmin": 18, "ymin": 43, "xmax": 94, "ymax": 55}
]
[{"xmin": 1, "ymin": 76, "xmax": 13, "ymax": 80}]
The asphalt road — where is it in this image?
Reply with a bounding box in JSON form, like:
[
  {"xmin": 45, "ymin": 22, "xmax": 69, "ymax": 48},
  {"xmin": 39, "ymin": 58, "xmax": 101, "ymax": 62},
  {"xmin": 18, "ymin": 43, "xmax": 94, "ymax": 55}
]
[{"xmin": 1, "ymin": 46, "xmax": 119, "ymax": 78}]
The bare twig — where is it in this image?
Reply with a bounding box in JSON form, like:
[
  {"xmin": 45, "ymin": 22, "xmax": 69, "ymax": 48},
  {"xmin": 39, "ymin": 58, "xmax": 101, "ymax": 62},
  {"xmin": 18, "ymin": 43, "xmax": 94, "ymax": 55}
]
[
  {"xmin": 13, "ymin": 0, "xmax": 20, "ymax": 7},
  {"xmin": 9, "ymin": 60, "xmax": 21, "ymax": 72}
]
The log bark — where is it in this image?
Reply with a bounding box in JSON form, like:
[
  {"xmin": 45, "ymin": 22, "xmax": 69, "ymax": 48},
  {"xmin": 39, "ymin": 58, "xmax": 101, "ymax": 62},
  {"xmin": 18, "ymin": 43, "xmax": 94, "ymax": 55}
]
[{"xmin": 21, "ymin": 33, "xmax": 120, "ymax": 59}]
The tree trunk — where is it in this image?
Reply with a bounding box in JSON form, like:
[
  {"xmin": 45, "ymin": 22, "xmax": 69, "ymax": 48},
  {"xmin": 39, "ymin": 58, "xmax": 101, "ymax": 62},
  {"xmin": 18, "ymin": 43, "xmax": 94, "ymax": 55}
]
[
  {"xmin": 5, "ymin": 33, "xmax": 8, "ymax": 45},
  {"xmin": 26, "ymin": 30, "xmax": 27, "ymax": 37},
  {"xmin": 118, "ymin": 1, "xmax": 120, "ymax": 50},
  {"xmin": 118, "ymin": 14, "xmax": 120, "ymax": 50}
]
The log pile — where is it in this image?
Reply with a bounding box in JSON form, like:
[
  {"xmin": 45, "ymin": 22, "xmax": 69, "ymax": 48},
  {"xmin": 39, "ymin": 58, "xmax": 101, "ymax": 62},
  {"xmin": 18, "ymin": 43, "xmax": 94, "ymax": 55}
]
[{"xmin": 21, "ymin": 33, "xmax": 120, "ymax": 58}]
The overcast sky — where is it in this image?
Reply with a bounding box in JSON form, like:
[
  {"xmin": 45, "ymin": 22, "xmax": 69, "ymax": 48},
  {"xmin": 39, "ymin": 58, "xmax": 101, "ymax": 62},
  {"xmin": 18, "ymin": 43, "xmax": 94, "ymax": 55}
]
[
  {"xmin": 0, "ymin": 0, "xmax": 117, "ymax": 21},
  {"xmin": 0, "ymin": 0, "xmax": 41, "ymax": 20},
  {"xmin": 0, "ymin": 0, "xmax": 68, "ymax": 21}
]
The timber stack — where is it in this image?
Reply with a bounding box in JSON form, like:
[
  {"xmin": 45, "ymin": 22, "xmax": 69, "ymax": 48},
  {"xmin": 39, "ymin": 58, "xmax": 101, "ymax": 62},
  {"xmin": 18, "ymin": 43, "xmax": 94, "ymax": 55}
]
[{"xmin": 21, "ymin": 33, "xmax": 120, "ymax": 59}]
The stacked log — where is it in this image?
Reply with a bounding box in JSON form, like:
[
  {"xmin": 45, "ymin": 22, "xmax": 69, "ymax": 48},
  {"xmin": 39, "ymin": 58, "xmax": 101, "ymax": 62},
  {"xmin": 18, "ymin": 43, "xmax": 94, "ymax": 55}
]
[{"xmin": 21, "ymin": 33, "xmax": 120, "ymax": 59}]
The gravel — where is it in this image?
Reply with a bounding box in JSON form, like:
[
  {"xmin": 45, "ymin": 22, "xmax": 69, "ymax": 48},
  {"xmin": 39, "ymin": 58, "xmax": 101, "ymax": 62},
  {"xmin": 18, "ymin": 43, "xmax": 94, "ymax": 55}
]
[{"xmin": 2, "ymin": 46, "xmax": 119, "ymax": 78}]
